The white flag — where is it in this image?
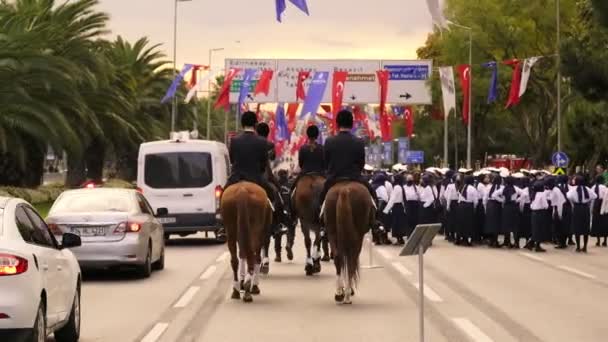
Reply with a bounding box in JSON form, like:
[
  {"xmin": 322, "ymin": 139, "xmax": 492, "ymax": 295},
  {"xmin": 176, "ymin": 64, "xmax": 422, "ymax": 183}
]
[
  {"xmin": 184, "ymin": 70, "xmax": 217, "ymax": 103},
  {"xmin": 426, "ymin": 0, "xmax": 449, "ymax": 29},
  {"xmin": 439, "ymin": 66, "xmax": 456, "ymax": 118},
  {"xmin": 519, "ymin": 56, "xmax": 542, "ymax": 98}
]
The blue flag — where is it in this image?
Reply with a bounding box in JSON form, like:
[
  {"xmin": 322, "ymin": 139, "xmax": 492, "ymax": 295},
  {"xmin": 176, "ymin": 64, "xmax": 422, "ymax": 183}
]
[
  {"xmin": 276, "ymin": 0, "xmax": 309, "ymax": 22},
  {"xmin": 161, "ymin": 64, "xmax": 193, "ymax": 103},
  {"xmin": 392, "ymin": 106, "xmax": 406, "ymax": 118},
  {"xmin": 300, "ymin": 72, "xmax": 329, "ymax": 120},
  {"xmin": 482, "ymin": 61, "xmax": 498, "ymax": 104},
  {"xmin": 275, "ymin": 103, "xmax": 290, "ymax": 142},
  {"xmin": 238, "ymin": 69, "xmax": 256, "ymax": 115}
]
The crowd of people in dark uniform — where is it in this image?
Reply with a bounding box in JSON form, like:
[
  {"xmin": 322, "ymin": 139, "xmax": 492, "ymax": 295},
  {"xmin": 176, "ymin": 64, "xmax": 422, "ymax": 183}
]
[{"xmin": 370, "ymin": 166, "xmax": 608, "ymax": 254}]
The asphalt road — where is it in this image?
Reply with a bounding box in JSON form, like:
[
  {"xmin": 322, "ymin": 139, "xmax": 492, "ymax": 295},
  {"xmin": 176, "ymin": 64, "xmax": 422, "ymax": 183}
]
[{"xmin": 51, "ymin": 232, "xmax": 608, "ymax": 342}]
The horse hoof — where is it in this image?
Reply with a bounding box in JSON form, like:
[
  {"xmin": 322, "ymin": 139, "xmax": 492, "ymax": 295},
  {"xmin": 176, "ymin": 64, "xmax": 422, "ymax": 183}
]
[
  {"xmin": 243, "ymin": 293, "xmax": 253, "ymax": 303},
  {"xmin": 350, "ymin": 289, "xmax": 355, "ymax": 297},
  {"xmin": 251, "ymin": 285, "xmax": 261, "ymax": 295},
  {"xmin": 343, "ymin": 299, "xmax": 352, "ymax": 305},
  {"xmin": 334, "ymin": 293, "xmax": 345, "ymax": 303},
  {"xmin": 260, "ymin": 263, "xmax": 270, "ymax": 275},
  {"xmin": 305, "ymin": 264, "xmax": 314, "ymax": 276},
  {"xmin": 286, "ymin": 247, "xmax": 294, "ymax": 261},
  {"xmin": 312, "ymin": 260, "xmax": 322, "ymax": 273},
  {"xmin": 274, "ymin": 256, "xmax": 282, "ymax": 263},
  {"xmin": 321, "ymin": 255, "xmax": 331, "ymax": 262},
  {"xmin": 240, "ymin": 280, "xmax": 245, "ymax": 291},
  {"xmin": 231, "ymin": 289, "xmax": 241, "ymax": 300}
]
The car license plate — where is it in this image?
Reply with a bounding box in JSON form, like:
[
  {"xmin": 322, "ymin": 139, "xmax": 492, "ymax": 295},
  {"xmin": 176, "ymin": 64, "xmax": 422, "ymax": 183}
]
[
  {"xmin": 71, "ymin": 227, "xmax": 106, "ymax": 237},
  {"xmin": 158, "ymin": 217, "xmax": 177, "ymax": 224}
]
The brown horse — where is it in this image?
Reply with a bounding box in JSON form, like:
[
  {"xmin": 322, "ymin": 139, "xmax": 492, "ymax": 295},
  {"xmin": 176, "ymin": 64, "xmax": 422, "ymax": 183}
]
[
  {"xmin": 324, "ymin": 181, "xmax": 375, "ymax": 304},
  {"xmin": 293, "ymin": 174, "xmax": 326, "ymax": 275},
  {"xmin": 221, "ymin": 182, "xmax": 273, "ymax": 303}
]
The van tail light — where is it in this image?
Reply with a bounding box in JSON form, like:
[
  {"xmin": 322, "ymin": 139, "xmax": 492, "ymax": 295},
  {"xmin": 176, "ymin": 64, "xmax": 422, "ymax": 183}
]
[
  {"xmin": 0, "ymin": 254, "xmax": 28, "ymax": 276},
  {"xmin": 47, "ymin": 223, "xmax": 63, "ymax": 236},
  {"xmin": 215, "ymin": 185, "xmax": 223, "ymax": 209},
  {"xmin": 0, "ymin": 313, "xmax": 9, "ymax": 319},
  {"xmin": 114, "ymin": 222, "xmax": 142, "ymax": 234},
  {"xmin": 136, "ymin": 187, "xmax": 143, "ymax": 194}
]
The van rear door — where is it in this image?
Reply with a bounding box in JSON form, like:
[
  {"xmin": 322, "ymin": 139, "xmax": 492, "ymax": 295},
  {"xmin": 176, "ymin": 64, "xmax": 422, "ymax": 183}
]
[{"xmin": 141, "ymin": 150, "xmax": 214, "ymax": 219}]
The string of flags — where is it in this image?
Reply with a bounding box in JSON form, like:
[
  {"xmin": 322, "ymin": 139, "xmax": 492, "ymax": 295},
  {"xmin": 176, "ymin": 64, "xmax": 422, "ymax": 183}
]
[{"xmin": 275, "ymin": 0, "xmax": 309, "ymax": 22}]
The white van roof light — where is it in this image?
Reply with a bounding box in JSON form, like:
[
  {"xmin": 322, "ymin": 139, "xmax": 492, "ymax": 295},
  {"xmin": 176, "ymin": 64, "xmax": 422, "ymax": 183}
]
[{"xmin": 169, "ymin": 131, "xmax": 196, "ymax": 142}]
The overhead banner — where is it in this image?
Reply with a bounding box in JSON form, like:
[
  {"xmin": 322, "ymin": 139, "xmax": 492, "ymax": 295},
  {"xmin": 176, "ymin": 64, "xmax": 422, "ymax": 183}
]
[{"xmin": 225, "ymin": 58, "xmax": 432, "ymax": 105}]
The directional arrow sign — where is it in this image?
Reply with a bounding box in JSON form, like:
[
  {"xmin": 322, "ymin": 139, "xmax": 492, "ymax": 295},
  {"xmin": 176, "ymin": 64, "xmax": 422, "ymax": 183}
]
[
  {"xmin": 399, "ymin": 93, "xmax": 413, "ymax": 100},
  {"xmin": 552, "ymin": 152, "xmax": 569, "ymax": 168}
]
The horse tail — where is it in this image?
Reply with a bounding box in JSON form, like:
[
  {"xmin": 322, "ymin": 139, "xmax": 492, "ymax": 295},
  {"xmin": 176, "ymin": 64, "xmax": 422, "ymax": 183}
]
[
  {"xmin": 336, "ymin": 187, "xmax": 359, "ymax": 287},
  {"xmin": 236, "ymin": 187, "xmax": 250, "ymax": 258}
]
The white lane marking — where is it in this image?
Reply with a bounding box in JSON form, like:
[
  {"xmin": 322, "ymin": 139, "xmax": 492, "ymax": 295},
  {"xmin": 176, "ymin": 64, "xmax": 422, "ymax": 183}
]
[
  {"xmin": 517, "ymin": 252, "xmax": 544, "ymax": 262},
  {"xmin": 557, "ymin": 265, "xmax": 597, "ymax": 280},
  {"xmin": 200, "ymin": 265, "xmax": 218, "ymax": 280},
  {"xmin": 216, "ymin": 251, "xmax": 229, "ymax": 263},
  {"xmin": 391, "ymin": 262, "xmax": 412, "ymax": 276},
  {"xmin": 412, "ymin": 283, "xmax": 444, "ymax": 303},
  {"xmin": 173, "ymin": 286, "xmax": 200, "ymax": 308},
  {"xmin": 377, "ymin": 248, "xmax": 394, "ymax": 260},
  {"xmin": 452, "ymin": 318, "xmax": 495, "ymax": 342},
  {"xmin": 140, "ymin": 322, "xmax": 169, "ymax": 342}
]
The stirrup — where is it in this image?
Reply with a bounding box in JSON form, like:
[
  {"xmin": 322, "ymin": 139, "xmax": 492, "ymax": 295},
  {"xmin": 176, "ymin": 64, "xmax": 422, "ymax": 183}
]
[
  {"xmin": 319, "ymin": 200, "xmax": 326, "ymax": 220},
  {"xmin": 267, "ymin": 199, "xmax": 275, "ymax": 212}
]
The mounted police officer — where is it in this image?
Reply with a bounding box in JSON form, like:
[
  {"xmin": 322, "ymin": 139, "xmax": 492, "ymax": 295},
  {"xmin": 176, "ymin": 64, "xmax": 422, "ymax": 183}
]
[
  {"xmin": 317, "ymin": 109, "xmax": 377, "ymax": 220},
  {"xmin": 224, "ymin": 111, "xmax": 274, "ymax": 203},
  {"xmin": 290, "ymin": 125, "xmax": 325, "ymax": 197}
]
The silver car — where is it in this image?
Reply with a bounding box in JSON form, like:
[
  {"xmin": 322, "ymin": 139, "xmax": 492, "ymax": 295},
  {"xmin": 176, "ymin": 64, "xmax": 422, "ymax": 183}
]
[{"xmin": 46, "ymin": 188, "xmax": 165, "ymax": 278}]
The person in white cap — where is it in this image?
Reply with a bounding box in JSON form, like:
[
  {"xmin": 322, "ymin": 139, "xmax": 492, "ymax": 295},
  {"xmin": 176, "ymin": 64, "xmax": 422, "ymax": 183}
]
[
  {"xmin": 384, "ymin": 174, "xmax": 408, "ymax": 245},
  {"xmin": 442, "ymin": 171, "xmax": 460, "ymax": 242},
  {"xmin": 419, "ymin": 174, "xmax": 440, "ymax": 224},
  {"xmin": 591, "ymin": 175, "xmax": 608, "ymax": 247},
  {"xmin": 402, "ymin": 173, "xmax": 422, "ymax": 239},
  {"xmin": 492, "ymin": 176, "xmax": 522, "ymax": 248},
  {"xmin": 484, "ymin": 175, "xmax": 503, "ymax": 247},
  {"xmin": 475, "ymin": 172, "xmax": 492, "ymax": 243},
  {"xmin": 567, "ymin": 175, "xmax": 597, "ymax": 253},
  {"xmin": 457, "ymin": 175, "xmax": 479, "ymax": 246}
]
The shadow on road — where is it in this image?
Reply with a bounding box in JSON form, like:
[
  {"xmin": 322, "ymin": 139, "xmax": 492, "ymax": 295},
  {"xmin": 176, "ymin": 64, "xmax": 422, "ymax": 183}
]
[{"xmin": 165, "ymin": 237, "xmax": 225, "ymax": 247}]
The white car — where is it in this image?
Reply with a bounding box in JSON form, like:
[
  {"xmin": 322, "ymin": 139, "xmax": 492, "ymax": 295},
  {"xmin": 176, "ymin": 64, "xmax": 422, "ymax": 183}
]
[{"xmin": 0, "ymin": 197, "xmax": 82, "ymax": 342}]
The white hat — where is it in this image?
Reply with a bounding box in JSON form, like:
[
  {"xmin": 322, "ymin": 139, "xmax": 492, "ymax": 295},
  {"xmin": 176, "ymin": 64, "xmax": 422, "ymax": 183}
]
[
  {"xmin": 500, "ymin": 169, "xmax": 510, "ymax": 178},
  {"xmin": 480, "ymin": 169, "xmax": 491, "ymax": 175},
  {"xmin": 438, "ymin": 168, "xmax": 450, "ymax": 175},
  {"xmin": 392, "ymin": 163, "xmax": 405, "ymax": 171},
  {"xmin": 364, "ymin": 164, "xmax": 374, "ymax": 171},
  {"xmin": 520, "ymin": 169, "xmax": 531, "ymax": 175},
  {"xmin": 458, "ymin": 168, "xmax": 473, "ymax": 174},
  {"xmin": 473, "ymin": 171, "xmax": 481, "ymax": 177},
  {"xmin": 425, "ymin": 167, "xmax": 438, "ymax": 173},
  {"xmin": 512, "ymin": 172, "xmax": 525, "ymax": 179},
  {"xmin": 542, "ymin": 170, "xmax": 552, "ymax": 175},
  {"xmin": 487, "ymin": 167, "xmax": 500, "ymax": 173}
]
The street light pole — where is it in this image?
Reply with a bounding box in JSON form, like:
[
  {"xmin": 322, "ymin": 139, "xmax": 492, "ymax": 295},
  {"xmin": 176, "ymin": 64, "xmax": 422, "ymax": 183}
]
[
  {"xmin": 207, "ymin": 48, "xmax": 224, "ymax": 140},
  {"xmin": 556, "ymin": 0, "xmax": 562, "ymax": 152},
  {"xmin": 171, "ymin": 0, "xmax": 192, "ymax": 133}
]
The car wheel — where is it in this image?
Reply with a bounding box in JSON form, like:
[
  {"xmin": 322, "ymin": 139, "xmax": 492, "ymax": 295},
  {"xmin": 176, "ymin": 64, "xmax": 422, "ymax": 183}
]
[
  {"xmin": 30, "ymin": 302, "xmax": 46, "ymax": 342},
  {"xmin": 152, "ymin": 246, "xmax": 165, "ymax": 271},
  {"xmin": 164, "ymin": 233, "xmax": 171, "ymax": 242},
  {"xmin": 54, "ymin": 285, "xmax": 80, "ymax": 342},
  {"xmin": 138, "ymin": 244, "xmax": 152, "ymax": 278}
]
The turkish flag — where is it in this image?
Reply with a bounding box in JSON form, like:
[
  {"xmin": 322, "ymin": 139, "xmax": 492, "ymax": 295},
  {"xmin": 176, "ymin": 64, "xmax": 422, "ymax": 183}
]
[
  {"xmin": 332, "ymin": 71, "xmax": 348, "ymax": 115},
  {"xmin": 187, "ymin": 65, "xmax": 209, "ymax": 89},
  {"xmin": 296, "ymin": 71, "xmax": 310, "ymax": 102},
  {"xmin": 504, "ymin": 59, "xmax": 522, "ymax": 108},
  {"xmin": 254, "ymin": 70, "xmax": 274, "ymax": 96},
  {"xmin": 214, "ymin": 68, "xmax": 240, "ymax": 111},
  {"xmin": 286, "ymin": 103, "xmax": 299, "ymax": 133},
  {"xmin": 353, "ymin": 105, "xmax": 371, "ymax": 138},
  {"xmin": 457, "ymin": 64, "xmax": 471, "ymax": 125},
  {"xmin": 320, "ymin": 104, "xmax": 335, "ymax": 134},
  {"xmin": 268, "ymin": 118, "xmax": 276, "ymax": 143},
  {"xmin": 376, "ymin": 70, "xmax": 391, "ymax": 142},
  {"xmin": 404, "ymin": 106, "xmax": 414, "ymax": 138}
]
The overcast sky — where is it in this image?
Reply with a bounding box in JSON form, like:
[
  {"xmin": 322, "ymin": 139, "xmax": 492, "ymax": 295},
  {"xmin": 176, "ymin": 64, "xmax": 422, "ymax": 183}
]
[{"xmin": 97, "ymin": 0, "xmax": 434, "ymax": 69}]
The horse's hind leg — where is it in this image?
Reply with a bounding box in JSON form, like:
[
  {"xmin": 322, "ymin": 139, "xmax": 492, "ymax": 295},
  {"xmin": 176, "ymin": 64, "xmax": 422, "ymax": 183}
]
[
  {"xmin": 251, "ymin": 251, "xmax": 261, "ymax": 295},
  {"xmin": 243, "ymin": 252, "xmax": 256, "ymax": 303},
  {"xmin": 302, "ymin": 223, "xmax": 314, "ymax": 275},
  {"xmin": 321, "ymin": 230, "xmax": 331, "ymax": 262},
  {"xmin": 312, "ymin": 229, "xmax": 322, "ymax": 274},
  {"xmin": 229, "ymin": 240, "xmax": 240, "ymax": 300},
  {"xmin": 334, "ymin": 254, "xmax": 345, "ymax": 303},
  {"xmin": 286, "ymin": 220, "xmax": 295, "ymax": 261}
]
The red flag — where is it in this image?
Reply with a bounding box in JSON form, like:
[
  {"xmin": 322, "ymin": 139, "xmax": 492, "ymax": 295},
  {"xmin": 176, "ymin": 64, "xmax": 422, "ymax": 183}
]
[
  {"xmin": 404, "ymin": 106, "xmax": 414, "ymax": 138},
  {"xmin": 296, "ymin": 71, "xmax": 310, "ymax": 101},
  {"xmin": 286, "ymin": 103, "xmax": 299, "ymax": 133},
  {"xmin": 504, "ymin": 59, "xmax": 522, "ymax": 108},
  {"xmin": 376, "ymin": 70, "xmax": 391, "ymax": 142},
  {"xmin": 255, "ymin": 103, "xmax": 262, "ymax": 122},
  {"xmin": 275, "ymin": 141, "xmax": 285, "ymax": 158},
  {"xmin": 457, "ymin": 64, "xmax": 471, "ymax": 125},
  {"xmin": 254, "ymin": 70, "xmax": 274, "ymax": 96},
  {"xmin": 268, "ymin": 118, "xmax": 276, "ymax": 143},
  {"xmin": 332, "ymin": 71, "xmax": 348, "ymax": 115},
  {"xmin": 187, "ymin": 65, "xmax": 209, "ymax": 89},
  {"xmin": 353, "ymin": 105, "xmax": 370, "ymax": 138},
  {"xmin": 214, "ymin": 68, "xmax": 240, "ymax": 111}
]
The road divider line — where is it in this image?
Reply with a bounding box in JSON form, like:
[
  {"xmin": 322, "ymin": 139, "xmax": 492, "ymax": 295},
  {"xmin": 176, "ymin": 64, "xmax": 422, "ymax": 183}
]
[
  {"xmin": 412, "ymin": 283, "xmax": 444, "ymax": 303},
  {"xmin": 216, "ymin": 251, "xmax": 229, "ymax": 263},
  {"xmin": 517, "ymin": 252, "xmax": 544, "ymax": 262},
  {"xmin": 173, "ymin": 286, "xmax": 200, "ymax": 308},
  {"xmin": 557, "ymin": 265, "xmax": 596, "ymax": 279},
  {"xmin": 391, "ymin": 262, "xmax": 412, "ymax": 276},
  {"xmin": 200, "ymin": 265, "xmax": 218, "ymax": 280},
  {"xmin": 452, "ymin": 318, "xmax": 495, "ymax": 342},
  {"xmin": 377, "ymin": 248, "xmax": 394, "ymax": 260},
  {"xmin": 140, "ymin": 322, "xmax": 169, "ymax": 342}
]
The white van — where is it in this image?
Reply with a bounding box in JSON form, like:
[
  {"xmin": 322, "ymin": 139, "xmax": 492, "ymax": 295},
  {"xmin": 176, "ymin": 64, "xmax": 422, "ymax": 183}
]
[{"xmin": 137, "ymin": 132, "xmax": 230, "ymax": 241}]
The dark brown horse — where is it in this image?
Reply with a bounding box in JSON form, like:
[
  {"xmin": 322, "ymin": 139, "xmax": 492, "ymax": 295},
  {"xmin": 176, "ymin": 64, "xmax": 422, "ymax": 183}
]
[
  {"xmin": 293, "ymin": 174, "xmax": 326, "ymax": 275},
  {"xmin": 221, "ymin": 182, "xmax": 273, "ymax": 303},
  {"xmin": 324, "ymin": 182, "xmax": 375, "ymax": 304}
]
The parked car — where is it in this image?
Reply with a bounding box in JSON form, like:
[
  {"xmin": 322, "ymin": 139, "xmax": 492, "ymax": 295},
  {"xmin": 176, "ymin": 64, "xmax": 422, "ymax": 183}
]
[
  {"xmin": 46, "ymin": 188, "xmax": 165, "ymax": 277},
  {"xmin": 137, "ymin": 133, "xmax": 229, "ymax": 242},
  {"xmin": 0, "ymin": 196, "xmax": 82, "ymax": 342}
]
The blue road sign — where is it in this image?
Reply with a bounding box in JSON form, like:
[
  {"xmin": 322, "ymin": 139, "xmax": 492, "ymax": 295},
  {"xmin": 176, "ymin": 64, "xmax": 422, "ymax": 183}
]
[
  {"xmin": 384, "ymin": 65, "xmax": 430, "ymax": 81},
  {"xmin": 552, "ymin": 152, "xmax": 569, "ymax": 168},
  {"xmin": 397, "ymin": 138, "xmax": 409, "ymax": 164},
  {"xmin": 406, "ymin": 150, "xmax": 425, "ymax": 164}
]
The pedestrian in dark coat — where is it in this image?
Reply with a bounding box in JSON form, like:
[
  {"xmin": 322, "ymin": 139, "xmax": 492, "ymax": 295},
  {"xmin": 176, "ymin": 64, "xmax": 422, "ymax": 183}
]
[
  {"xmin": 567, "ymin": 176, "xmax": 598, "ymax": 253},
  {"xmin": 591, "ymin": 176, "xmax": 608, "ymax": 247},
  {"xmin": 484, "ymin": 176, "xmax": 503, "ymax": 247}
]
